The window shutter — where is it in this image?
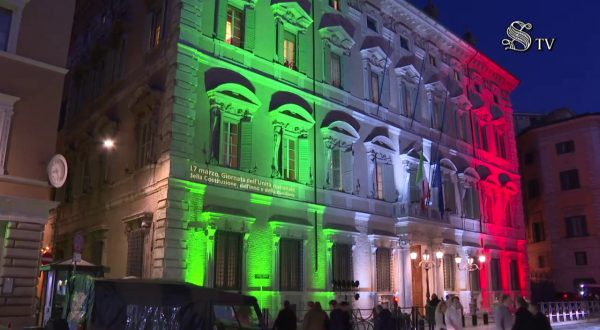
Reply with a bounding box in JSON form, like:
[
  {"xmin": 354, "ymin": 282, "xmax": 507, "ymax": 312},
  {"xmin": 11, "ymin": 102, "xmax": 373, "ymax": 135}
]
[
  {"xmin": 215, "ymin": 1, "xmax": 228, "ymax": 40},
  {"xmin": 323, "ymin": 48, "xmax": 331, "ymax": 83},
  {"xmin": 210, "ymin": 109, "xmax": 221, "ymax": 162},
  {"xmin": 383, "ymin": 163, "xmax": 395, "ymax": 202},
  {"xmin": 342, "ymin": 148, "xmax": 353, "ymax": 193},
  {"xmin": 298, "ymin": 136, "xmax": 311, "ymax": 183},
  {"xmin": 244, "ymin": 6, "xmax": 255, "ymax": 51},
  {"xmin": 340, "ymin": 55, "xmax": 349, "ymax": 90},
  {"xmin": 298, "ymin": 32, "xmax": 310, "ymax": 74},
  {"xmin": 325, "ymin": 147, "xmax": 332, "ymax": 187},
  {"xmin": 381, "ymin": 72, "xmax": 390, "ymax": 107},
  {"xmin": 443, "ymin": 179, "xmax": 456, "ymax": 213},
  {"xmin": 239, "ymin": 119, "xmax": 253, "ymax": 171}
]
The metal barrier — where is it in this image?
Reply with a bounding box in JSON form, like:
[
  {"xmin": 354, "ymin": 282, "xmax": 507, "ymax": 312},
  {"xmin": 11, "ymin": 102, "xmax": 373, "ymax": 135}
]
[
  {"xmin": 288, "ymin": 306, "xmax": 422, "ymax": 330},
  {"xmin": 540, "ymin": 301, "xmax": 600, "ymax": 324}
]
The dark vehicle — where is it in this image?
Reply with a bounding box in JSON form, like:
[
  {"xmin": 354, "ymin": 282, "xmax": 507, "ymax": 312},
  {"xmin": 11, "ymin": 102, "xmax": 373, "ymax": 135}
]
[{"xmin": 60, "ymin": 275, "xmax": 266, "ymax": 330}]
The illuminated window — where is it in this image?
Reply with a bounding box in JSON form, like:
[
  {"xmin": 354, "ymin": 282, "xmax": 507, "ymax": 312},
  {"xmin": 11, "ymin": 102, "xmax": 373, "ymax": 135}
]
[
  {"xmin": 443, "ymin": 254, "xmax": 456, "ymax": 290},
  {"xmin": 510, "ymin": 260, "xmax": 520, "ymax": 290},
  {"xmin": 330, "ymin": 53, "xmax": 341, "ymax": 88},
  {"xmin": 220, "ymin": 121, "xmax": 239, "ymax": 168},
  {"xmin": 375, "ymin": 248, "xmax": 391, "ymax": 292},
  {"xmin": 226, "ymin": 6, "xmax": 244, "ymax": 47},
  {"xmin": 560, "ymin": 169, "xmax": 580, "ymax": 190},
  {"xmin": 214, "ymin": 231, "xmax": 242, "ymax": 290},
  {"xmin": 146, "ymin": 5, "xmax": 164, "ymax": 50},
  {"xmin": 374, "ymin": 161, "xmax": 384, "ymax": 200},
  {"xmin": 283, "ymin": 137, "xmax": 296, "ymax": 181},
  {"xmin": 490, "ymin": 258, "xmax": 502, "ymax": 291},
  {"xmin": 565, "ymin": 215, "xmax": 588, "ymax": 237},
  {"xmin": 280, "ymin": 238, "xmax": 302, "ymax": 291},
  {"xmin": 370, "ymin": 71, "xmax": 380, "ymax": 104},
  {"xmin": 556, "ymin": 140, "xmax": 575, "ymax": 155},
  {"xmin": 329, "ymin": 0, "xmax": 341, "ymax": 11},
  {"xmin": 574, "ymin": 252, "xmax": 588, "ymax": 266},
  {"xmin": 283, "ymin": 31, "xmax": 296, "ymax": 70},
  {"xmin": 331, "ymin": 148, "xmax": 342, "ymax": 190},
  {"xmin": 0, "ymin": 8, "xmax": 11, "ymax": 51},
  {"xmin": 429, "ymin": 55, "xmax": 437, "ymax": 67},
  {"xmin": 332, "ymin": 243, "xmax": 353, "ymax": 282}
]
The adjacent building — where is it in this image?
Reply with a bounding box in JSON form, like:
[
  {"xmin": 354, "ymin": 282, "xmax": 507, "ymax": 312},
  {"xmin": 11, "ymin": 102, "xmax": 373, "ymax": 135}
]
[
  {"xmin": 52, "ymin": 0, "xmax": 526, "ymax": 318},
  {"xmin": 0, "ymin": 0, "xmax": 75, "ymax": 327},
  {"xmin": 518, "ymin": 109, "xmax": 600, "ymax": 300}
]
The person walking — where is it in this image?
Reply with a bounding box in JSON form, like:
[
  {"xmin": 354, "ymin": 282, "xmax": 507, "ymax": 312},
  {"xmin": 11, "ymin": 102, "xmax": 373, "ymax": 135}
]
[
  {"xmin": 494, "ymin": 295, "xmax": 514, "ymax": 330},
  {"xmin": 529, "ymin": 303, "xmax": 552, "ymax": 330},
  {"xmin": 427, "ymin": 294, "xmax": 442, "ymax": 329},
  {"xmin": 434, "ymin": 301, "xmax": 447, "ymax": 330},
  {"xmin": 512, "ymin": 297, "xmax": 534, "ymax": 330},
  {"xmin": 273, "ymin": 300, "xmax": 297, "ymax": 330},
  {"xmin": 302, "ymin": 301, "xmax": 329, "ymax": 330},
  {"xmin": 329, "ymin": 300, "xmax": 352, "ymax": 330},
  {"xmin": 444, "ymin": 297, "xmax": 463, "ymax": 330}
]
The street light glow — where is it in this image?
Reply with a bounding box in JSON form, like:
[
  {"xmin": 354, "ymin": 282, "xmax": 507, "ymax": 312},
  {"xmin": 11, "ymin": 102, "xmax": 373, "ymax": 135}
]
[
  {"xmin": 435, "ymin": 250, "xmax": 444, "ymax": 259},
  {"xmin": 103, "ymin": 138, "xmax": 115, "ymax": 149},
  {"xmin": 478, "ymin": 255, "xmax": 487, "ymax": 263},
  {"xmin": 410, "ymin": 251, "xmax": 418, "ymax": 260}
]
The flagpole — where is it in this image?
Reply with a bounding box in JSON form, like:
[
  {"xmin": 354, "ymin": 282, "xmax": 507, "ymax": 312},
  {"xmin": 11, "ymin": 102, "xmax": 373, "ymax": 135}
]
[{"xmin": 409, "ymin": 55, "xmax": 427, "ymax": 129}]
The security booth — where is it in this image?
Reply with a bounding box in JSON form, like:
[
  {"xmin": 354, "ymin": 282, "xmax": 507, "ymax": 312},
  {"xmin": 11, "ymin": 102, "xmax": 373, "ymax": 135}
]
[{"xmin": 38, "ymin": 258, "xmax": 106, "ymax": 327}]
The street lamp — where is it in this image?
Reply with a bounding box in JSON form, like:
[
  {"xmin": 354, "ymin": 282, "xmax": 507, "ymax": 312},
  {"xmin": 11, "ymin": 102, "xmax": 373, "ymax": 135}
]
[
  {"xmin": 412, "ymin": 249, "xmax": 443, "ymax": 302},
  {"xmin": 103, "ymin": 138, "xmax": 115, "ymax": 149},
  {"xmin": 455, "ymin": 254, "xmax": 485, "ymax": 271}
]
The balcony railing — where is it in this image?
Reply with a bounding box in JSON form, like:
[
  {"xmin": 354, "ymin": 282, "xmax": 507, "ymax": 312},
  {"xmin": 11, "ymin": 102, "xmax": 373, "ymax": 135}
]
[{"xmin": 540, "ymin": 301, "xmax": 600, "ymax": 324}]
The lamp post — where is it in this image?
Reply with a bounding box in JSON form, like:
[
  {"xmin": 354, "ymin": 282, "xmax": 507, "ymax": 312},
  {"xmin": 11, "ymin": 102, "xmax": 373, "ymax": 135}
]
[
  {"xmin": 411, "ymin": 249, "xmax": 443, "ymax": 302},
  {"xmin": 456, "ymin": 253, "xmax": 486, "ymax": 319}
]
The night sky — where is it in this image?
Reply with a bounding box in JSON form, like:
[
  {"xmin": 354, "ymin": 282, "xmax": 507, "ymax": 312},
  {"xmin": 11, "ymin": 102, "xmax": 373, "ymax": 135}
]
[{"xmin": 410, "ymin": 0, "xmax": 600, "ymax": 114}]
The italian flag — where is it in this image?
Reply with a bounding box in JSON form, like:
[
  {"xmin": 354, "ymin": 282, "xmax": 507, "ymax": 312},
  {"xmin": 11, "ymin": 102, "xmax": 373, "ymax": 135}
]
[{"xmin": 415, "ymin": 151, "xmax": 430, "ymax": 211}]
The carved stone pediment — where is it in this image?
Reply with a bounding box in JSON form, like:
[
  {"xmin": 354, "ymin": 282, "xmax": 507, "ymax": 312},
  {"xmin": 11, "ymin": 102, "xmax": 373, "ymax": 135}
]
[
  {"xmin": 319, "ymin": 13, "xmax": 356, "ymax": 55},
  {"xmin": 360, "ymin": 36, "xmax": 392, "ymax": 70},
  {"xmin": 271, "ymin": 0, "xmax": 313, "ymax": 31}
]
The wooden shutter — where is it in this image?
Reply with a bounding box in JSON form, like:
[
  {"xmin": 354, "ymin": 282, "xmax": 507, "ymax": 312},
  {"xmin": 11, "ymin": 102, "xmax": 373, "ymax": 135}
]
[
  {"xmin": 298, "ymin": 136, "xmax": 310, "ymax": 184},
  {"xmin": 244, "ymin": 6, "xmax": 255, "ymax": 51},
  {"xmin": 341, "ymin": 148, "xmax": 353, "ymax": 193},
  {"xmin": 276, "ymin": 21, "xmax": 284, "ymax": 62},
  {"xmin": 239, "ymin": 119, "xmax": 253, "ymax": 171},
  {"xmin": 298, "ymin": 32, "xmax": 310, "ymax": 74},
  {"xmin": 215, "ymin": 1, "xmax": 228, "ymax": 40},
  {"xmin": 443, "ymin": 254, "xmax": 455, "ymax": 290},
  {"xmin": 376, "ymin": 248, "xmax": 391, "ymax": 292},
  {"xmin": 383, "ymin": 163, "xmax": 396, "ymax": 202}
]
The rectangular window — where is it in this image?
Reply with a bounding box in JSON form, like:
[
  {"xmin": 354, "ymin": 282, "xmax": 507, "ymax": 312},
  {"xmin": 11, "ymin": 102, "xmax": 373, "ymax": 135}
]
[
  {"xmin": 331, "ymin": 148, "xmax": 342, "ymax": 190},
  {"xmin": 283, "ymin": 137, "xmax": 296, "ymax": 181},
  {"xmin": 556, "ymin": 140, "xmax": 575, "ymax": 155},
  {"xmin": 566, "ymin": 215, "xmax": 588, "ymax": 237},
  {"xmin": 332, "ymin": 243, "xmax": 353, "ymax": 282},
  {"xmin": 400, "ymin": 36, "xmax": 409, "ymax": 50},
  {"xmin": 214, "ymin": 231, "xmax": 242, "ymax": 290},
  {"xmin": 370, "ymin": 71, "xmax": 380, "ymax": 104},
  {"xmin": 402, "ymin": 83, "xmax": 413, "ymax": 117},
  {"xmin": 532, "ymin": 222, "xmax": 545, "ymax": 242},
  {"xmin": 510, "ymin": 260, "xmax": 520, "ymax": 290},
  {"xmin": 330, "ymin": 53, "xmax": 342, "ymax": 88},
  {"xmin": 137, "ymin": 117, "xmax": 154, "ymax": 168},
  {"xmin": 459, "ymin": 113, "xmax": 468, "ymax": 141},
  {"xmin": 329, "ymin": 0, "xmax": 340, "ymax": 11},
  {"xmin": 469, "ymin": 266, "xmax": 481, "ymax": 291},
  {"xmin": 560, "ymin": 169, "xmax": 580, "ymax": 190},
  {"xmin": 443, "ymin": 254, "xmax": 456, "ymax": 290},
  {"xmin": 538, "ymin": 255, "xmax": 545, "ymax": 268},
  {"xmin": 375, "ymin": 161, "xmax": 384, "ymax": 200},
  {"xmin": 226, "ymin": 6, "xmax": 244, "ymax": 47},
  {"xmin": 496, "ymin": 132, "xmax": 507, "ymax": 159},
  {"xmin": 221, "ymin": 121, "xmax": 239, "ymax": 168},
  {"xmin": 283, "ymin": 31, "xmax": 297, "ymax": 70},
  {"xmin": 375, "ymin": 248, "xmax": 391, "ymax": 292},
  {"xmin": 443, "ymin": 178, "xmax": 456, "ymax": 213},
  {"xmin": 481, "ymin": 125, "xmax": 489, "ymax": 151},
  {"xmin": 528, "ymin": 179, "xmax": 540, "ymax": 199},
  {"xmin": 464, "ymin": 187, "xmax": 481, "ymax": 219},
  {"xmin": 126, "ymin": 228, "xmax": 145, "ymax": 277},
  {"xmin": 493, "ymin": 95, "xmax": 499, "ymax": 104},
  {"xmin": 147, "ymin": 6, "xmax": 164, "ymax": 50},
  {"xmin": 366, "ymin": 16, "xmax": 377, "ymax": 32},
  {"xmin": 0, "ymin": 7, "xmax": 12, "ymax": 51},
  {"xmin": 280, "ymin": 238, "xmax": 302, "ymax": 291},
  {"xmin": 429, "ymin": 55, "xmax": 437, "ymax": 67},
  {"xmin": 491, "ymin": 258, "xmax": 502, "ymax": 291},
  {"xmin": 453, "ymin": 70, "xmax": 460, "ymax": 81},
  {"xmin": 575, "ymin": 252, "xmax": 587, "ymax": 266}
]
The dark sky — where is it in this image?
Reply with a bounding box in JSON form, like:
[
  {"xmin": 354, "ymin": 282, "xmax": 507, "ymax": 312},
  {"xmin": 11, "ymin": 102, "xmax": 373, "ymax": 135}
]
[{"xmin": 410, "ymin": 0, "xmax": 600, "ymax": 114}]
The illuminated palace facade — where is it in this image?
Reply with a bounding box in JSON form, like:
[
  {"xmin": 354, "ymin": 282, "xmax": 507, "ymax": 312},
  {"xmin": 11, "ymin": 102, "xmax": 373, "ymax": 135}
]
[{"xmin": 53, "ymin": 0, "xmax": 527, "ymax": 314}]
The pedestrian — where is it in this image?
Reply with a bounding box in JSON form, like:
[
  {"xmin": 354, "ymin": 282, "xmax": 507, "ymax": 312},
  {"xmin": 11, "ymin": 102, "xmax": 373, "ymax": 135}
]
[
  {"xmin": 339, "ymin": 301, "xmax": 353, "ymax": 329},
  {"xmin": 427, "ymin": 294, "xmax": 441, "ymax": 329},
  {"xmin": 444, "ymin": 297, "xmax": 463, "ymax": 330},
  {"xmin": 434, "ymin": 301, "xmax": 447, "ymax": 330},
  {"xmin": 273, "ymin": 300, "xmax": 297, "ymax": 330},
  {"xmin": 494, "ymin": 294, "xmax": 514, "ymax": 330},
  {"xmin": 512, "ymin": 297, "xmax": 534, "ymax": 330},
  {"xmin": 329, "ymin": 300, "xmax": 351, "ymax": 330},
  {"xmin": 528, "ymin": 303, "xmax": 552, "ymax": 330},
  {"xmin": 302, "ymin": 301, "xmax": 329, "ymax": 330},
  {"xmin": 377, "ymin": 306, "xmax": 395, "ymax": 330}
]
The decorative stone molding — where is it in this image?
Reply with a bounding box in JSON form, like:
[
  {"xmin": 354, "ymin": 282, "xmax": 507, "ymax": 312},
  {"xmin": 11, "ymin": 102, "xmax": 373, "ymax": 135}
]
[
  {"xmin": 270, "ymin": 0, "xmax": 313, "ymax": 32},
  {"xmin": 0, "ymin": 93, "xmax": 19, "ymax": 175},
  {"xmin": 319, "ymin": 13, "xmax": 356, "ymax": 55}
]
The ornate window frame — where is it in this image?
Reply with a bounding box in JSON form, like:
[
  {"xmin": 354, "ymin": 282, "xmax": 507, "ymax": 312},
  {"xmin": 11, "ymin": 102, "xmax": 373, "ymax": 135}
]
[{"xmin": 0, "ymin": 92, "xmax": 19, "ymax": 175}]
